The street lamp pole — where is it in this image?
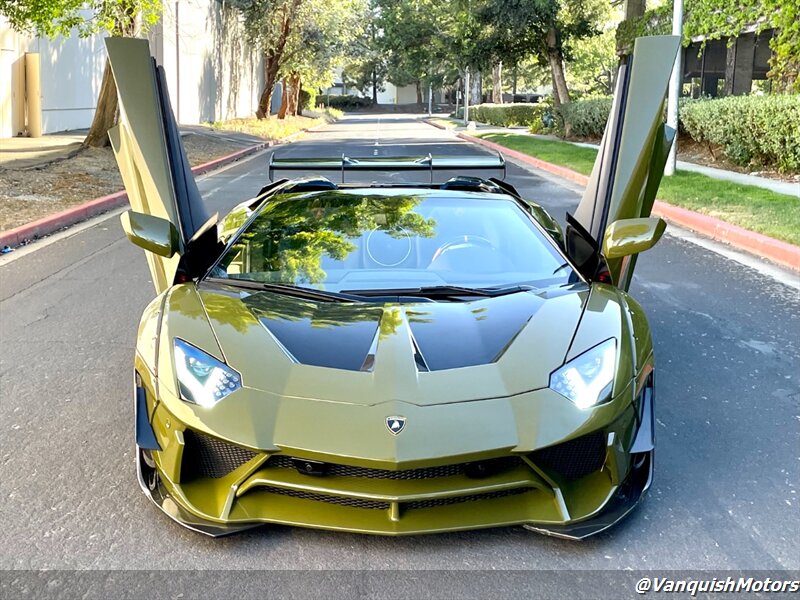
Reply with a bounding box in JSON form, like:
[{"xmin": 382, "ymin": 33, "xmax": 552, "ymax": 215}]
[
  {"xmin": 463, "ymin": 68, "xmax": 470, "ymax": 125},
  {"xmin": 665, "ymin": 0, "xmax": 684, "ymax": 176}
]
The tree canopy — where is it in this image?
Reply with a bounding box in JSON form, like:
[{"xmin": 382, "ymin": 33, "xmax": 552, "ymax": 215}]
[{"xmin": 0, "ymin": 0, "xmax": 161, "ymax": 37}]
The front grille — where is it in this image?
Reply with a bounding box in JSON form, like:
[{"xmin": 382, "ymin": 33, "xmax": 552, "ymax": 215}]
[
  {"xmin": 530, "ymin": 430, "xmax": 606, "ymax": 481},
  {"xmin": 266, "ymin": 455, "xmax": 524, "ymax": 480},
  {"xmin": 405, "ymin": 487, "xmax": 534, "ymax": 510},
  {"xmin": 259, "ymin": 486, "xmax": 390, "ymax": 510},
  {"xmin": 181, "ymin": 429, "xmax": 258, "ymax": 481},
  {"xmin": 258, "ymin": 485, "xmax": 533, "ymax": 511}
]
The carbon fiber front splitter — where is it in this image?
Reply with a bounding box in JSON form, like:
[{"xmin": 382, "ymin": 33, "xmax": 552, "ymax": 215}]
[
  {"xmin": 136, "ymin": 444, "xmax": 652, "ymax": 539},
  {"xmin": 523, "ymin": 450, "xmax": 653, "ymax": 540},
  {"xmin": 136, "ymin": 447, "xmax": 262, "ymax": 537}
]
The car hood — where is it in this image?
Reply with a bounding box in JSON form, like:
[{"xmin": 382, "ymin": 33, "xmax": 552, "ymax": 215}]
[{"xmin": 175, "ymin": 282, "xmax": 605, "ymax": 406}]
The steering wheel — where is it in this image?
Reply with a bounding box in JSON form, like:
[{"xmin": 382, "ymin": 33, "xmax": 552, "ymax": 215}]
[{"xmin": 430, "ymin": 235, "xmax": 497, "ymax": 265}]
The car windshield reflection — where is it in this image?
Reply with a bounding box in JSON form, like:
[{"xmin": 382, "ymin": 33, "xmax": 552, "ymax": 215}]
[{"xmin": 211, "ymin": 191, "xmax": 575, "ymax": 292}]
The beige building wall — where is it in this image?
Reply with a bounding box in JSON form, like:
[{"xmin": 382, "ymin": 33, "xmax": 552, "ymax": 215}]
[
  {"xmin": 0, "ymin": 15, "xmax": 105, "ymax": 137},
  {"xmin": 1, "ymin": 1, "xmax": 264, "ymax": 138},
  {"xmin": 152, "ymin": 0, "xmax": 264, "ymax": 125}
]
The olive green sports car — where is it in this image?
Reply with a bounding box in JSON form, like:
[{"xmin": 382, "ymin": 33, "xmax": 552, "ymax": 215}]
[{"xmin": 107, "ymin": 36, "xmax": 679, "ymax": 538}]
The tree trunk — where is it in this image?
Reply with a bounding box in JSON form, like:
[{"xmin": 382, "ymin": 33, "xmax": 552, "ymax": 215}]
[
  {"xmin": 84, "ymin": 59, "xmax": 118, "ymax": 148},
  {"xmin": 277, "ymin": 78, "xmax": 289, "ymax": 119},
  {"xmin": 255, "ymin": 0, "xmax": 300, "ymax": 119},
  {"xmin": 257, "ymin": 54, "xmax": 281, "ymax": 119},
  {"xmin": 724, "ymin": 40, "xmax": 737, "ymax": 96},
  {"xmin": 492, "ymin": 62, "xmax": 503, "ymax": 103},
  {"xmin": 296, "ymin": 85, "xmax": 304, "ymax": 116},
  {"xmin": 288, "ymin": 73, "xmax": 300, "ymax": 116},
  {"xmin": 550, "ymin": 70, "xmax": 561, "ymax": 110},
  {"xmin": 372, "ymin": 69, "xmax": 378, "ymax": 104},
  {"xmin": 546, "ymin": 28, "xmax": 570, "ymax": 106},
  {"xmin": 469, "ymin": 70, "xmax": 482, "ymax": 106},
  {"xmin": 415, "ymin": 81, "xmax": 423, "ymax": 105},
  {"xmin": 83, "ymin": 11, "xmax": 136, "ymax": 148},
  {"xmin": 512, "ymin": 64, "xmax": 518, "ymax": 97}
]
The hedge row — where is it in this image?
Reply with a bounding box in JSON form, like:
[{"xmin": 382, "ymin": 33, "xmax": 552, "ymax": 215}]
[
  {"xmin": 319, "ymin": 94, "xmax": 373, "ymax": 109},
  {"xmin": 555, "ymin": 95, "xmax": 800, "ymax": 173},
  {"xmin": 452, "ymin": 103, "xmax": 548, "ymax": 128},
  {"xmin": 680, "ymin": 95, "xmax": 800, "ymax": 173},
  {"xmin": 556, "ymin": 98, "xmax": 613, "ymax": 138}
]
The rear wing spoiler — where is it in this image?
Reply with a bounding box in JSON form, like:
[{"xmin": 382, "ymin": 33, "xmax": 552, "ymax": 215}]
[{"xmin": 268, "ymin": 153, "xmax": 506, "ymax": 183}]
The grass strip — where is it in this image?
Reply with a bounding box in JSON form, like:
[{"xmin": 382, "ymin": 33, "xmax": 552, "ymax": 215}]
[{"xmin": 477, "ymin": 132, "xmax": 800, "ymax": 246}]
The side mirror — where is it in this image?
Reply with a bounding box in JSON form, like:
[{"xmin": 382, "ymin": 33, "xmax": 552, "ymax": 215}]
[
  {"xmin": 602, "ymin": 217, "xmax": 666, "ymax": 260},
  {"xmin": 120, "ymin": 210, "xmax": 180, "ymax": 258}
]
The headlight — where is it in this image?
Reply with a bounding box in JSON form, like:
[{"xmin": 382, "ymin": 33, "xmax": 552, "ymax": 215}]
[
  {"xmin": 549, "ymin": 339, "xmax": 616, "ymax": 409},
  {"xmin": 174, "ymin": 338, "xmax": 241, "ymax": 407}
]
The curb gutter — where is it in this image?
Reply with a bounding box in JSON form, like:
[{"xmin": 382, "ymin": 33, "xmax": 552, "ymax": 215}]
[
  {"xmin": 0, "ymin": 115, "xmax": 334, "ymax": 250},
  {"xmin": 0, "ymin": 142, "xmax": 267, "ymax": 249},
  {"xmin": 452, "ymin": 128, "xmax": 800, "ymax": 272}
]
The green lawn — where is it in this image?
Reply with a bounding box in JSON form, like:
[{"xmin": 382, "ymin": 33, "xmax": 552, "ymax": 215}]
[
  {"xmin": 476, "ymin": 132, "xmax": 800, "ymax": 246},
  {"xmin": 209, "ymin": 109, "xmax": 341, "ymax": 141}
]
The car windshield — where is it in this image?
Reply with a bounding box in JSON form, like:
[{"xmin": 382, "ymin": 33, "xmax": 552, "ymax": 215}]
[{"xmin": 210, "ymin": 191, "xmax": 575, "ymax": 292}]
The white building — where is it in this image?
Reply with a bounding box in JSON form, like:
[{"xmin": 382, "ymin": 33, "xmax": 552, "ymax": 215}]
[{"xmin": 1, "ymin": 1, "xmax": 265, "ymax": 139}]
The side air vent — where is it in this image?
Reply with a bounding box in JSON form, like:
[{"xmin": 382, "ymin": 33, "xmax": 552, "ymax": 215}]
[
  {"xmin": 530, "ymin": 430, "xmax": 606, "ymax": 481},
  {"xmin": 181, "ymin": 429, "xmax": 258, "ymax": 481}
]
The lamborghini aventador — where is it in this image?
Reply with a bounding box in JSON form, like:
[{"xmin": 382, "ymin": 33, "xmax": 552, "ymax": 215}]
[{"xmin": 107, "ymin": 35, "xmax": 680, "ymax": 538}]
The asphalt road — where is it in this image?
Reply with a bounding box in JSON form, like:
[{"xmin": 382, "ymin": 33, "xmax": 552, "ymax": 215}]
[{"xmin": 1, "ymin": 115, "xmax": 798, "ymax": 586}]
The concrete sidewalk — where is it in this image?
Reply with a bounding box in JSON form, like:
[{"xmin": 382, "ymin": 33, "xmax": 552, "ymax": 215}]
[
  {"xmin": 567, "ymin": 138, "xmax": 800, "ymax": 198},
  {"xmin": 433, "ymin": 118, "xmax": 800, "ymax": 198},
  {"xmin": 0, "ymin": 132, "xmax": 86, "ymax": 169}
]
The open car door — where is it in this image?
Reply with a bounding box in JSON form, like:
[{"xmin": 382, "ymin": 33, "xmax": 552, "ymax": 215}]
[
  {"xmin": 567, "ymin": 35, "xmax": 680, "ymax": 291},
  {"xmin": 106, "ymin": 38, "xmax": 212, "ymax": 294}
]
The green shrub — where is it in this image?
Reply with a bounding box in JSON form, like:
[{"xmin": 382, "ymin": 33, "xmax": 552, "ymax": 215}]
[
  {"xmin": 680, "ymin": 95, "xmax": 800, "ymax": 173},
  {"xmin": 555, "ymin": 94, "xmax": 800, "ymax": 173},
  {"xmin": 556, "ymin": 97, "xmax": 613, "ymax": 138},
  {"xmin": 320, "ymin": 94, "xmax": 373, "ymax": 109},
  {"xmin": 324, "ymin": 107, "xmax": 344, "ymax": 120},
  {"xmin": 448, "ymin": 103, "xmax": 547, "ymax": 128},
  {"xmin": 299, "ymin": 89, "xmax": 318, "ymax": 114},
  {"xmin": 556, "ymin": 97, "xmax": 697, "ymax": 138}
]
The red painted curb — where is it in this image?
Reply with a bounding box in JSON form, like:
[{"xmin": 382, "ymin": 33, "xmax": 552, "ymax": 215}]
[
  {"xmin": 459, "ymin": 132, "xmax": 800, "ymax": 272},
  {"xmin": 652, "ymin": 201, "xmax": 800, "ymax": 271},
  {"xmin": 0, "ymin": 142, "xmax": 267, "ymax": 249},
  {"xmin": 458, "ymin": 132, "xmax": 590, "ymax": 186},
  {"xmin": 425, "ymin": 119, "xmax": 448, "ymax": 131}
]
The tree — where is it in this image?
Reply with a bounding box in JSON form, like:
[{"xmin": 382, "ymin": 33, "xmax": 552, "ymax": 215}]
[
  {"xmin": 376, "ymin": 0, "xmax": 454, "ymax": 104},
  {"xmin": 277, "ymin": 0, "xmax": 368, "ymax": 117},
  {"xmin": 0, "ymin": 0, "xmax": 161, "ymax": 147},
  {"xmin": 543, "ymin": 0, "xmax": 608, "ymax": 106},
  {"xmin": 564, "ymin": 3, "xmax": 617, "ymax": 97},
  {"xmin": 565, "ymin": 27, "xmax": 617, "ymax": 97},
  {"xmin": 342, "ymin": 2, "xmax": 388, "ymax": 103},
  {"xmin": 233, "ymin": 0, "xmax": 304, "ymax": 119}
]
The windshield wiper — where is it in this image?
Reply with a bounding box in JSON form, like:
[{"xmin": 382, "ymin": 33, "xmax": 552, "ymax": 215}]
[
  {"xmin": 204, "ymin": 277, "xmax": 364, "ymax": 303},
  {"xmin": 340, "ymin": 284, "xmax": 535, "ymax": 300}
]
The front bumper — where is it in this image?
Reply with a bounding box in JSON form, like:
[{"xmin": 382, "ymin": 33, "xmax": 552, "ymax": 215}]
[
  {"xmin": 135, "ymin": 393, "xmax": 652, "ymax": 539},
  {"xmin": 134, "ymin": 336, "xmax": 655, "ymax": 539},
  {"xmin": 137, "ymin": 443, "xmax": 653, "ymax": 540}
]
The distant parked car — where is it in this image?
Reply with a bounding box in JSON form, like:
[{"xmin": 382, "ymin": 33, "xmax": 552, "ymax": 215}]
[{"xmin": 513, "ymin": 94, "xmax": 543, "ymax": 104}]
